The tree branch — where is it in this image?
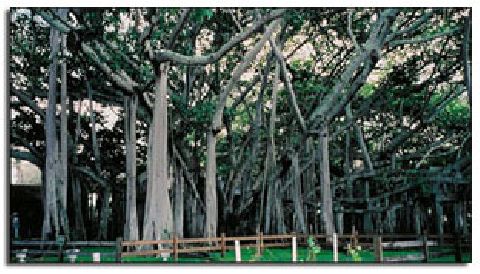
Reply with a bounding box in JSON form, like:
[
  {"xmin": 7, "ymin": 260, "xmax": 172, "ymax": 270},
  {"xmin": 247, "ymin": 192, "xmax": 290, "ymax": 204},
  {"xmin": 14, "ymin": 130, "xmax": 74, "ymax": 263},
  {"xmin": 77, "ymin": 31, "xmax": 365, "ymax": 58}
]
[
  {"xmin": 155, "ymin": 9, "xmax": 285, "ymax": 65},
  {"xmin": 166, "ymin": 8, "xmax": 191, "ymax": 50},
  {"xmin": 269, "ymin": 36, "xmax": 307, "ymax": 132},
  {"xmin": 347, "ymin": 9, "xmax": 360, "ymax": 51},
  {"xmin": 388, "ymin": 27, "xmax": 461, "ymax": 48},
  {"xmin": 212, "ymin": 19, "xmax": 280, "ymax": 130}
]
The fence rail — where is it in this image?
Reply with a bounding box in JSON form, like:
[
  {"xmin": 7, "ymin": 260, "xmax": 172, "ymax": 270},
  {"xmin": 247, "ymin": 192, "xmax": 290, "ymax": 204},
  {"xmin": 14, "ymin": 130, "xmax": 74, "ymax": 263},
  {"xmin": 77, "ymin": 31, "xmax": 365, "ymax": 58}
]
[{"xmin": 10, "ymin": 232, "xmax": 471, "ymax": 263}]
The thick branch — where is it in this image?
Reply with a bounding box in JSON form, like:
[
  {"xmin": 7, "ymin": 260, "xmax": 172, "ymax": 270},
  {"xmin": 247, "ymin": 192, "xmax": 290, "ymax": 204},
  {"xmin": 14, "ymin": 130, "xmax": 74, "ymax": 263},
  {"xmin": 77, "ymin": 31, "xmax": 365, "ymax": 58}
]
[
  {"xmin": 269, "ymin": 36, "xmax": 307, "ymax": 132},
  {"xmin": 155, "ymin": 9, "xmax": 285, "ymax": 65},
  {"xmin": 212, "ymin": 19, "xmax": 280, "ymax": 130},
  {"xmin": 309, "ymin": 8, "xmax": 398, "ymax": 123},
  {"xmin": 81, "ymin": 42, "xmax": 138, "ymax": 93},
  {"xmin": 347, "ymin": 9, "xmax": 360, "ymax": 51}
]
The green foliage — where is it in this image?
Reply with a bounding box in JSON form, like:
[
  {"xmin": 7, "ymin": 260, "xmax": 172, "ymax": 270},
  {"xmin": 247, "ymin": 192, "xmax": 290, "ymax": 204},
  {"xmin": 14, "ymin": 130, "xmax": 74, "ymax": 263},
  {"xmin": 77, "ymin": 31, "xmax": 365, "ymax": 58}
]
[
  {"xmin": 306, "ymin": 236, "xmax": 321, "ymax": 261},
  {"xmin": 346, "ymin": 244, "xmax": 362, "ymax": 262},
  {"xmin": 191, "ymin": 8, "xmax": 214, "ymax": 21},
  {"xmin": 359, "ymin": 83, "xmax": 376, "ymax": 98}
]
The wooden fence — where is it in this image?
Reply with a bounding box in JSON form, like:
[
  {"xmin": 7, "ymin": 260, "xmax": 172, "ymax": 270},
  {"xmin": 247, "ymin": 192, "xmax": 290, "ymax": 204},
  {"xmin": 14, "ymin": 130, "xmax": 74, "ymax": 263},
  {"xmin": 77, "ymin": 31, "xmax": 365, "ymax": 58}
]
[{"xmin": 10, "ymin": 232, "xmax": 470, "ymax": 263}]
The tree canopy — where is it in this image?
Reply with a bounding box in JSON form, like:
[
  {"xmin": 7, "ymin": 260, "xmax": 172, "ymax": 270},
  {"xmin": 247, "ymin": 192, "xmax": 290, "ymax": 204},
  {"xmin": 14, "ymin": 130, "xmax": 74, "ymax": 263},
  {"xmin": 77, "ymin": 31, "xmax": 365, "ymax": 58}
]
[{"xmin": 9, "ymin": 8, "xmax": 471, "ymax": 241}]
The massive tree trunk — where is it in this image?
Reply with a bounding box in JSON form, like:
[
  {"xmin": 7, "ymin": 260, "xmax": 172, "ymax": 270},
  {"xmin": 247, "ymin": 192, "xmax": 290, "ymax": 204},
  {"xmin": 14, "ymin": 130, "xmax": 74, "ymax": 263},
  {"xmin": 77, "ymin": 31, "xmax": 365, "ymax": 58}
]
[
  {"xmin": 59, "ymin": 30, "xmax": 70, "ymax": 239},
  {"xmin": 143, "ymin": 63, "xmax": 173, "ymax": 241},
  {"xmin": 319, "ymin": 122, "xmax": 335, "ymax": 236},
  {"xmin": 205, "ymin": 129, "xmax": 218, "ymax": 238},
  {"xmin": 42, "ymin": 9, "xmax": 66, "ymax": 239},
  {"xmin": 124, "ymin": 95, "xmax": 139, "ymax": 241},
  {"xmin": 143, "ymin": 128, "xmax": 153, "ymax": 239},
  {"xmin": 264, "ymin": 62, "xmax": 282, "ymax": 234}
]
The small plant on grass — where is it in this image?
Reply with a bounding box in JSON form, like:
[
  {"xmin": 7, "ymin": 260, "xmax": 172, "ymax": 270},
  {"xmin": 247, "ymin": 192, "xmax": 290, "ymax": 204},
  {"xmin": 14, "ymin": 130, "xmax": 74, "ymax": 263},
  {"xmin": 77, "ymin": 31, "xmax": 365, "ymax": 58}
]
[
  {"xmin": 306, "ymin": 236, "xmax": 321, "ymax": 261},
  {"xmin": 346, "ymin": 243, "xmax": 362, "ymax": 262}
]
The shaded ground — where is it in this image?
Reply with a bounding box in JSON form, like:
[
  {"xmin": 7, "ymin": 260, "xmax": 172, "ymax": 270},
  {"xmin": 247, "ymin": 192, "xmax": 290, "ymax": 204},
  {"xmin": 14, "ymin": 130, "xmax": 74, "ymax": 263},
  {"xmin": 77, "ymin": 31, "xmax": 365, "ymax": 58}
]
[{"xmin": 13, "ymin": 246, "xmax": 471, "ymax": 264}]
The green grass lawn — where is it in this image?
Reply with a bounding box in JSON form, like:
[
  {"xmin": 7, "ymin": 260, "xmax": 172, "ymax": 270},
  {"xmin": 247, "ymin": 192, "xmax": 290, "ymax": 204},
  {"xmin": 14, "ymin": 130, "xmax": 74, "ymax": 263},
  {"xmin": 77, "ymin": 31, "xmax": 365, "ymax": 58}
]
[{"xmin": 14, "ymin": 245, "xmax": 471, "ymax": 264}]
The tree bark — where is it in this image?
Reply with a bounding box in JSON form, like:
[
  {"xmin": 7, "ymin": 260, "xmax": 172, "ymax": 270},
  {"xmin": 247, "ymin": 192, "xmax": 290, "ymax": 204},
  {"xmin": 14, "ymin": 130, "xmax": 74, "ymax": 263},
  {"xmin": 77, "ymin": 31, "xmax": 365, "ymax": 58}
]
[
  {"xmin": 98, "ymin": 187, "xmax": 110, "ymax": 240},
  {"xmin": 42, "ymin": 9, "xmax": 64, "ymax": 240},
  {"xmin": 319, "ymin": 123, "xmax": 335, "ymax": 236},
  {"xmin": 292, "ymin": 152, "xmax": 307, "ymax": 233},
  {"xmin": 59, "ymin": 30, "xmax": 70, "ymax": 239},
  {"xmin": 124, "ymin": 95, "xmax": 139, "ymax": 241},
  {"xmin": 143, "ymin": 63, "xmax": 173, "ymax": 241},
  {"xmin": 264, "ymin": 63, "xmax": 280, "ymax": 234},
  {"xmin": 205, "ymin": 129, "xmax": 218, "ymax": 238},
  {"xmin": 174, "ymin": 165, "xmax": 184, "ymax": 238}
]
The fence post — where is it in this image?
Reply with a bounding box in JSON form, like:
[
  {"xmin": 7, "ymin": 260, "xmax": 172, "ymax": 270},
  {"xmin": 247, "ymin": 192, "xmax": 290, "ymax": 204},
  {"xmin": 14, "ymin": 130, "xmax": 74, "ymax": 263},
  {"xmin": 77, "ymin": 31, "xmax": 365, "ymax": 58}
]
[
  {"xmin": 333, "ymin": 233, "xmax": 338, "ymax": 262},
  {"xmin": 221, "ymin": 233, "xmax": 226, "ymax": 258},
  {"xmin": 292, "ymin": 236, "xmax": 297, "ymax": 262},
  {"xmin": 115, "ymin": 237, "xmax": 122, "ymax": 263},
  {"xmin": 260, "ymin": 232, "xmax": 264, "ymax": 254},
  {"xmin": 422, "ymin": 231, "xmax": 429, "ymax": 263},
  {"xmin": 374, "ymin": 236, "xmax": 383, "ymax": 262},
  {"xmin": 92, "ymin": 252, "xmax": 101, "ymax": 263},
  {"xmin": 454, "ymin": 234, "xmax": 462, "ymax": 263},
  {"xmin": 235, "ymin": 240, "xmax": 241, "ymax": 262}
]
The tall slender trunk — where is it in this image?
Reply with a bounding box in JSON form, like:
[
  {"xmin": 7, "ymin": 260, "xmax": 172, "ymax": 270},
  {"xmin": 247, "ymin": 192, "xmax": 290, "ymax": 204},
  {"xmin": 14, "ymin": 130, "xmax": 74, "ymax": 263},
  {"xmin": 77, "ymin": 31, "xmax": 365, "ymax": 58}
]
[
  {"xmin": 72, "ymin": 176, "xmax": 86, "ymax": 239},
  {"xmin": 59, "ymin": 31, "xmax": 70, "ymax": 239},
  {"xmin": 306, "ymin": 137, "xmax": 317, "ymax": 232},
  {"xmin": 346, "ymin": 104, "xmax": 373, "ymax": 171},
  {"xmin": 345, "ymin": 104, "xmax": 353, "ymax": 198},
  {"xmin": 205, "ymin": 129, "xmax": 217, "ymax": 238},
  {"xmin": 275, "ymin": 179, "xmax": 286, "ymax": 234},
  {"xmin": 463, "ymin": 15, "xmax": 472, "ymax": 110},
  {"xmin": 87, "ymin": 80, "xmax": 109, "ymax": 239},
  {"xmin": 72, "ymin": 95, "xmax": 86, "ymax": 240},
  {"xmin": 292, "ymin": 152, "xmax": 307, "ymax": 233},
  {"xmin": 124, "ymin": 95, "xmax": 139, "ymax": 241},
  {"xmin": 319, "ymin": 122, "xmax": 335, "ymax": 236},
  {"xmin": 143, "ymin": 63, "xmax": 173, "ymax": 241},
  {"xmin": 87, "ymin": 81, "xmax": 102, "ymax": 175},
  {"xmin": 264, "ymin": 63, "xmax": 280, "ymax": 234},
  {"xmin": 174, "ymin": 165, "xmax": 184, "ymax": 238},
  {"xmin": 98, "ymin": 187, "xmax": 110, "ymax": 240},
  {"xmin": 42, "ymin": 10, "xmax": 62, "ymax": 239}
]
